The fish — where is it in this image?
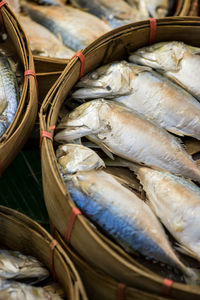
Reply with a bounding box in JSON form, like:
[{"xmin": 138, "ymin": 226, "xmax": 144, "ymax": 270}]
[
  {"xmin": 0, "ymin": 53, "xmax": 19, "ymax": 138},
  {"xmin": 125, "ymin": 0, "xmax": 169, "ymax": 18},
  {"xmin": 0, "ymin": 279, "xmax": 62, "ymax": 299},
  {"xmin": 55, "ymin": 99, "xmax": 200, "ymax": 182},
  {"xmin": 129, "ymin": 41, "xmax": 200, "ymax": 101},
  {"xmin": 0, "ymin": 250, "xmax": 49, "ymax": 282},
  {"xmin": 29, "ymin": 0, "xmax": 66, "ymax": 6},
  {"xmin": 134, "ymin": 164, "xmax": 200, "ymax": 263},
  {"xmin": 23, "ymin": 2, "xmax": 111, "ymax": 51},
  {"xmin": 19, "ymin": 15, "xmax": 74, "ymax": 59},
  {"xmin": 7, "ymin": 0, "xmax": 20, "ymax": 14},
  {"xmin": 57, "ymin": 143, "xmax": 199, "ymax": 283},
  {"xmin": 72, "ymin": 60, "xmax": 200, "ymax": 140},
  {"xmin": 70, "ymin": 0, "xmax": 139, "ymax": 29}
]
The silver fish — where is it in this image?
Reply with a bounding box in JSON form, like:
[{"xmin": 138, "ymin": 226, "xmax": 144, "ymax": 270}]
[
  {"xmin": 129, "ymin": 41, "xmax": 200, "ymax": 101},
  {"xmin": 126, "ymin": 0, "xmax": 169, "ymax": 18},
  {"xmin": 23, "ymin": 2, "xmax": 111, "ymax": 51},
  {"xmin": 55, "ymin": 99, "xmax": 200, "ymax": 182},
  {"xmin": 19, "ymin": 15, "xmax": 74, "ymax": 59},
  {"xmin": 0, "ymin": 279, "xmax": 62, "ymax": 299},
  {"xmin": 70, "ymin": 0, "xmax": 139, "ymax": 29},
  {"xmin": 0, "ymin": 53, "xmax": 19, "ymax": 138},
  {"xmin": 135, "ymin": 165, "xmax": 200, "ymax": 263},
  {"xmin": 57, "ymin": 144, "xmax": 198, "ymax": 280},
  {"xmin": 0, "ymin": 250, "xmax": 49, "ymax": 282},
  {"xmin": 72, "ymin": 61, "xmax": 200, "ymax": 140}
]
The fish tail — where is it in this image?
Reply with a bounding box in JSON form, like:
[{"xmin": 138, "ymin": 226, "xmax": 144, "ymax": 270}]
[{"xmin": 184, "ymin": 268, "xmax": 200, "ymax": 286}]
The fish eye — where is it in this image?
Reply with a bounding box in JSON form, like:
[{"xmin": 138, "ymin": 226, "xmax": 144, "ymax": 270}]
[
  {"xmin": 90, "ymin": 72, "xmax": 99, "ymax": 80},
  {"xmin": 106, "ymin": 85, "xmax": 111, "ymax": 91}
]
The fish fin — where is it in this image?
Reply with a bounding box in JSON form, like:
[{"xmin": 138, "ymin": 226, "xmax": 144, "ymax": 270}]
[
  {"xmin": 88, "ymin": 136, "xmax": 114, "ymax": 160},
  {"xmin": 184, "ymin": 268, "xmax": 200, "ymax": 286},
  {"xmin": 175, "ymin": 243, "xmax": 199, "ymax": 261},
  {"xmin": 167, "ymin": 128, "xmax": 185, "ymax": 137}
]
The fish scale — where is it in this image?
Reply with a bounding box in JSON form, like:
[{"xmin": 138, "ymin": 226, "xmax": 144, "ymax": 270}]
[
  {"xmin": 23, "ymin": 3, "xmax": 111, "ymax": 52},
  {"xmin": 57, "ymin": 144, "xmax": 200, "ymax": 283},
  {"xmin": 55, "ymin": 100, "xmax": 200, "ymax": 182},
  {"xmin": 72, "ymin": 61, "xmax": 200, "ymax": 140},
  {"xmin": 0, "ymin": 54, "xmax": 18, "ymax": 138}
]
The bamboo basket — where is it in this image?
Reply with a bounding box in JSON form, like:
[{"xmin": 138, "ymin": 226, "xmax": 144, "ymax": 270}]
[
  {"xmin": 0, "ymin": 3, "xmax": 37, "ymax": 172},
  {"xmin": 34, "ymin": 56, "xmax": 67, "ymax": 106},
  {"xmin": 188, "ymin": 0, "xmax": 199, "ymax": 16},
  {"xmin": 40, "ymin": 17, "xmax": 200, "ymax": 299},
  {"xmin": 177, "ymin": 0, "xmax": 193, "ymax": 16},
  {"xmin": 0, "ymin": 205, "xmax": 88, "ymax": 300},
  {"xmin": 55, "ymin": 230, "xmax": 169, "ymax": 300}
]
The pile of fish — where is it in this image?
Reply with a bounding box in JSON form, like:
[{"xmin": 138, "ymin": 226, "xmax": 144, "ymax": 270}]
[
  {"xmin": 0, "ymin": 53, "xmax": 19, "ymax": 139},
  {"xmin": 55, "ymin": 41, "xmax": 200, "ymax": 285},
  {"xmin": 0, "ymin": 249, "xmax": 63, "ymax": 299},
  {"xmin": 7, "ymin": 0, "xmax": 175, "ymax": 59}
]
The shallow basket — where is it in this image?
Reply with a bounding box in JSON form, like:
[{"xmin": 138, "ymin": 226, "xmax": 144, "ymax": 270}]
[
  {"xmin": 0, "ymin": 205, "xmax": 88, "ymax": 300},
  {"xmin": 40, "ymin": 17, "xmax": 200, "ymax": 299},
  {"xmin": 55, "ymin": 230, "xmax": 170, "ymax": 300},
  {"xmin": 0, "ymin": 3, "xmax": 38, "ymax": 172}
]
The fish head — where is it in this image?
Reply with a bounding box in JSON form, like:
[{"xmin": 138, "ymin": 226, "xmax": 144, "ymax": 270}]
[
  {"xmin": 72, "ymin": 61, "xmax": 133, "ymax": 100},
  {"xmin": 56, "ymin": 143, "xmax": 105, "ymax": 174},
  {"xmin": 129, "ymin": 41, "xmax": 187, "ymax": 72},
  {"xmin": 55, "ymin": 99, "xmax": 110, "ymax": 143},
  {"xmin": 147, "ymin": 0, "xmax": 168, "ymax": 18}
]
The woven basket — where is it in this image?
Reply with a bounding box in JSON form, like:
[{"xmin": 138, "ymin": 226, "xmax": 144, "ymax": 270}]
[
  {"xmin": 0, "ymin": 206, "xmax": 88, "ymax": 300},
  {"xmin": 0, "ymin": 3, "xmax": 37, "ymax": 172},
  {"xmin": 40, "ymin": 17, "xmax": 200, "ymax": 299},
  {"xmin": 55, "ymin": 230, "xmax": 170, "ymax": 300},
  {"xmin": 34, "ymin": 56, "xmax": 67, "ymax": 106}
]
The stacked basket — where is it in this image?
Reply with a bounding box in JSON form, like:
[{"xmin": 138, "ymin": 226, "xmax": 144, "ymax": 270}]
[
  {"xmin": 0, "ymin": 206, "xmax": 88, "ymax": 299},
  {"xmin": 40, "ymin": 17, "xmax": 200, "ymax": 300}
]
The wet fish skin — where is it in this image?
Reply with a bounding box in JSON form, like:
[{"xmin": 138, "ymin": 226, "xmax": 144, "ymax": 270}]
[
  {"xmin": 0, "ymin": 54, "xmax": 19, "ymax": 138},
  {"xmin": 70, "ymin": 0, "xmax": 138, "ymax": 29},
  {"xmin": 72, "ymin": 61, "xmax": 200, "ymax": 140},
  {"xmin": 57, "ymin": 144, "xmax": 191, "ymax": 274},
  {"xmin": 126, "ymin": 0, "xmax": 169, "ymax": 18},
  {"xmin": 29, "ymin": 0, "xmax": 66, "ymax": 6},
  {"xmin": 129, "ymin": 41, "xmax": 200, "ymax": 100},
  {"xmin": 0, "ymin": 279, "xmax": 62, "ymax": 300},
  {"xmin": 0, "ymin": 250, "xmax": 49, "ymax": 282},
  {"xmin": 55, "ymin": 99, "xmax": 200, "ymax": 182},
  {"xmin": 20, "ymin": 15, "xmax": 74, "ymax": 59},
  {"xmin": 136, "ymin": 165, "xmax": 200, "ymax": 263},
  {"xmin": 56, "ymin": 143, "xmax": 105, "ymax": 174},
  {"xmin": 23, "ymin": 2, "xmax": 111, "ymax": 51}
]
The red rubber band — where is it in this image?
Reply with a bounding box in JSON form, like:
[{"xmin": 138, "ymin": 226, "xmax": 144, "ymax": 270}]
[
  {"xmin": 0, "ymin": 1, "xmax": 7, "ymax": 8},
  {"xmin": 149, "ymin": 18, "xmax": 157, "ymax": 45},
  {"xmin": 40, "ymin": 126, "xmax": 55, "ymax": 147},
  {"xmin": 162, "ymin": 278, "xmax": 173, "ymax": 296},
  {"xmin": 50, "ymin": 239, "xmax": 58, "ymax": 282},
  {"xmin": 24, "ymin": 70, "xmax": 38, "ymax": 97},
  {"xmin": 72, "ymin": 51, "xmax": 85, "ymax": 79},
  {"xmin": 118, "ymin": 283, "xmax": 125, "ymax": 300},
  {"xmin": 65, "ymin": 207, "xmax": 82, "ymax": 243}
]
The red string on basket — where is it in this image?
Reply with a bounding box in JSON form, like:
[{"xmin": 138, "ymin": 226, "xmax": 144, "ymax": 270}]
[
  {"xmin": 65, "ymin": 207, "xmax": 82, "ymax": 243},
  {"xmin": 0, "ymin": 1, "xmax": 7, "ymax": 40},
  {"xmin": 149, "ymin": 18, "xmax": 157, "ymax": 45},
  {"xmin": 72, "ymin": 51, "xmax": 85, "ymax": 79},
  {"xmin": 40, "ymin": 125, "xmax": 55, "ymax": 148},
  {"xmin": 161, "ymin": 278, "xmax": 173, "ymax": 296},
  {"xmin": 118, "ymin": 283, "xmax": 126, "ymax": 300},
  {"xmin": 24, "ymin": 70, "xmax": 38, "ymax": 97},
  {"xmin": 50, "ymin": 239, "xmax": 58, "ymax": 282},
  {"xmin": 0, "ymin": 1, "xmax": 7, "ymax": 8}
]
